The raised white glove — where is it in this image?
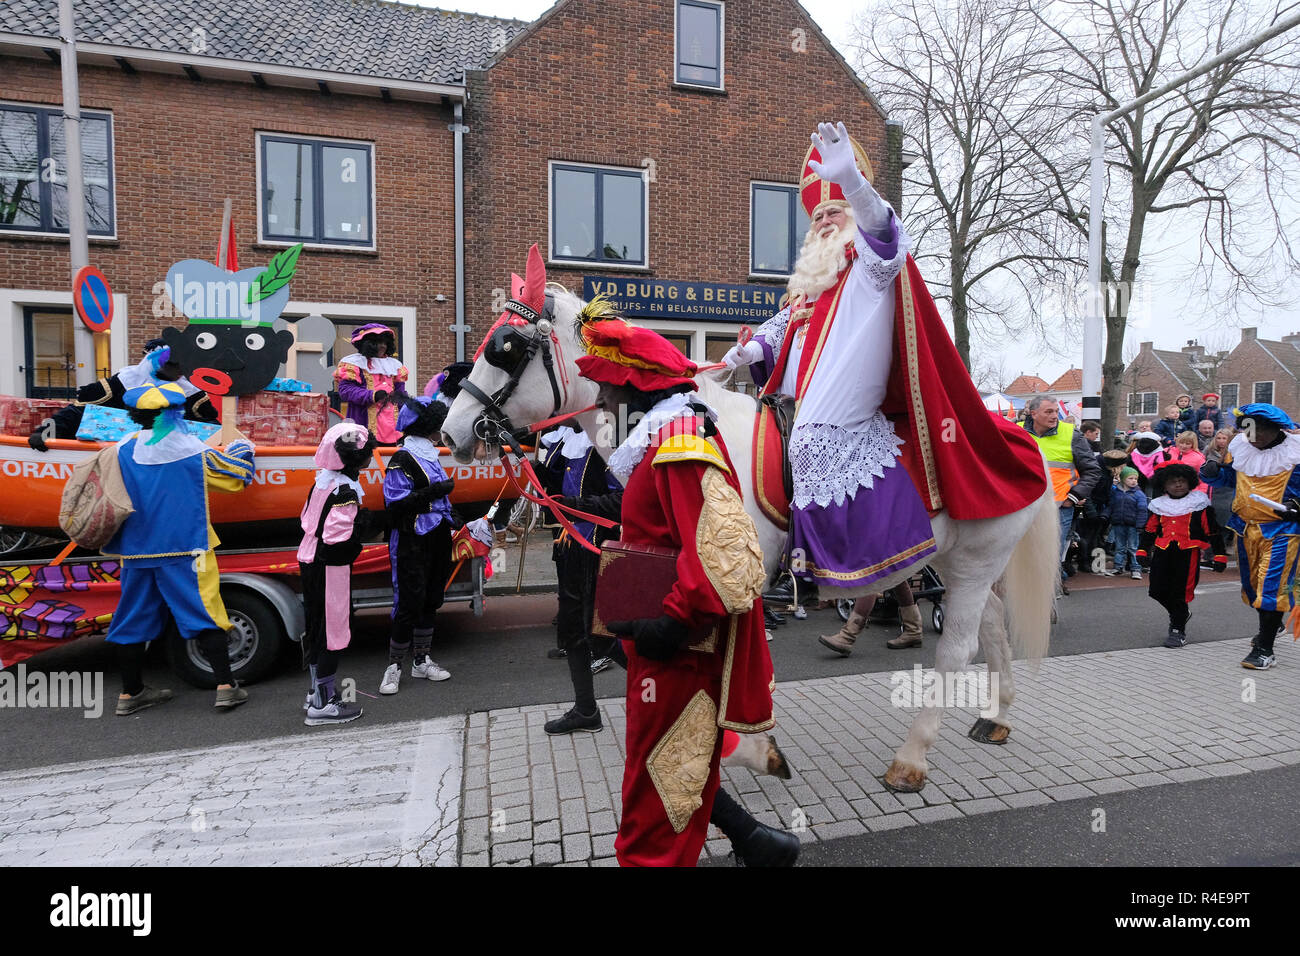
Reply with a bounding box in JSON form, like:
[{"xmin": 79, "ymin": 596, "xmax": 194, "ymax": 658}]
[
  {"xmin": 723, "ymin": 340, "xmax": 763, "ymax": 369},
  {"xmin": 809, "ymin": 121, "xmax": 891, "ymax": 237},
  {"xmin": 807, "ymin": 122, "xmax": 862, "ymax": 190}
]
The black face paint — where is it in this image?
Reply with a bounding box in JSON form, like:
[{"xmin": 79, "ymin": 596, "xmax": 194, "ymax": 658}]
[{"xmin": 161, "ymin": 325, "xmax": 294, "ymax": 396}]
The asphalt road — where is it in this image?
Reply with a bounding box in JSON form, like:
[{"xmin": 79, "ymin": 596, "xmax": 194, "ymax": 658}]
[{"xmin": 0, "ymin": 573, "xmax": 1265, "ymax": 771}]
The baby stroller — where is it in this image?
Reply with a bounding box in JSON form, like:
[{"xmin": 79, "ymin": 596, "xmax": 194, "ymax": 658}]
[{"xmin": 836, "ymin": 564, "xmax": 947, "ymax": 633}]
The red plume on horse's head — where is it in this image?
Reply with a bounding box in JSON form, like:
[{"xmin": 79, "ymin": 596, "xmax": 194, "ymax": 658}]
[
  {"xmin": 520, "ymin": 243, "xmax": 546, "ymax": 312},
  {"xmin": 474, "ymin": 243, "xmax": 549, "ymax": 362}
]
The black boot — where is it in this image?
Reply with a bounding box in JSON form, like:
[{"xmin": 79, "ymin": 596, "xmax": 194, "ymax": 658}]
[
  {"xmin": 711, "ymin": 790, "xmax": 800, "ymax": 867},
  {"xmin": 733, "ymin": 820, "xmax": 801, "ymax": 867}
]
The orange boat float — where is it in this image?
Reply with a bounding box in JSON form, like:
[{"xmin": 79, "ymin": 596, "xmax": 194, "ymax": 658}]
[{"xmin": 0, "ymin": 433, "xmax": 522, "ymax": 544}]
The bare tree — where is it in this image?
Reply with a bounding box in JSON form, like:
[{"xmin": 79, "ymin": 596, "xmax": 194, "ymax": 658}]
[
  {"xmin": 970, "ymin": 349, "xmax": 1012, "ymax": 391},
  {"xmin": 850, "ymin": 0, "xmax": 1078, "ymax": 369},
  {"xmin": 1025, "ymin": 0, "xmax": 1300, "ymax": 437}
]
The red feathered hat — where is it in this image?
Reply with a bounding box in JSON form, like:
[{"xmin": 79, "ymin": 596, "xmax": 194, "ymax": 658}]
[
  {"xmin": 800, "ymin": 133, "xmax": 875, "ymax": 218},
  {"xmin": 576, "ymin": 319, "xmax": 698, "ymax": 392}
]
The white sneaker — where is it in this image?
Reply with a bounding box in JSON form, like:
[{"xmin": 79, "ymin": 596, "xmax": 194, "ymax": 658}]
[
  {"xmin": 380, "ymin": 663, "xmax": 402, "ymax": 695},
  {"xmin": 1130, "ymin": 570, "xmax": 1142, "ymax": 580},
  {"xmin": 412, "ymin": 656, "xmax": 451, "ymax": 681}
]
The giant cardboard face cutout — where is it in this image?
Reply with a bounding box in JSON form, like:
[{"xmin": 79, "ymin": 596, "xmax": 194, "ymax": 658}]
[{"xmin": 160, "ymin": 246, "xmax": 301, "ymax": 396}]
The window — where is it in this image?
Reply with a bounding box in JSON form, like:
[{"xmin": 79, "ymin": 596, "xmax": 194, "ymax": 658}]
[
  {"xmin": 0, "ymin": 103, "xmax": 114, "ymax": 236},
  {"xmin": 1219, "ymin": 383, "xmax": 1238, "ymax": 409},
  {"xmin": 706, "ymin": 333, "xmax": 753, "ymax": 394},
  {"xmin": 1254, "ymin": 381, "xmax": 1274, "ymax": 404},
  {"xmin": 259, "ymin": 134, "xmax": 373, "ymax": 248},
  {"xmin": 1127, "ymin": 391, "xmax": 1158, "ymax": 416},
  {"xmin": 751, "ymin": 183, "xmax": 810, "ymax": 276},
  {"xmin": 676, "ymin": 0, "xmax": 724, "ymax": 88},
  {"xmin": 550, "ymin": 163, "xmax": 646, "ymax": 265}
]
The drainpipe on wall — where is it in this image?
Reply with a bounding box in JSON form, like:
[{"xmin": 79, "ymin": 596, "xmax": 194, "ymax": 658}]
[
  {"xmin": 451, "ymin": 101, "xmax": 468, "ymax": 362},
  {"xmin": 59, "ymin": 0, "xmax": 94, "ymax": 386}
]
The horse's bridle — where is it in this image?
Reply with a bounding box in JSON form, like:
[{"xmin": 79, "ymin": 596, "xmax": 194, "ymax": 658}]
[{"xmin": 460, "ymin": 291, "xmax": 565, "ymax": 450}]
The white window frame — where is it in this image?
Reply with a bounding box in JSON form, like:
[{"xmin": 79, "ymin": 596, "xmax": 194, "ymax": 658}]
[
  {"xmin": 255, "ymin": 131, "xmax": 377, "ymax": 252},
  {"xmin": 1253, "ymin": 380, "xmax": 1275, "ymax": 405},
  {"xmin": 1127, "ymin": 391, "xmax": 1158, "ymax": 417},
  {"xmin": 1218, "ymin": 383, "xmax": 1239, "ymax": 409},
  {"xmin": 749, "ymin": 180, "xmax": 807, "ymax": 279},
  {"xmin": 0, "ymin": 289, "xmax": 129, "ymax": 397},
  {"xmin": 674, "ymin": 0, "xmax": 726, "ymax": 91},
  {"xmin": 0, "ymin": 99, "xmax": 118, "ymax": 241},
  {"xmin": 547, "ymin": 160, "xmax": 649, "ymax": 270}
]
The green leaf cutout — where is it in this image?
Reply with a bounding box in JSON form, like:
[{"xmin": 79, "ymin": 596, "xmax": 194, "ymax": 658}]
[{"xmin": 245, "ymin": 243, "xmax": 303, "ymax": 303}]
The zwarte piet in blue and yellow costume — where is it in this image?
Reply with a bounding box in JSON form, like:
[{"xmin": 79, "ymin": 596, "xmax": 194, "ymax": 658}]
[
  {"xmin": 103, "ymin": 374, "xmax": 255, "ymax": 648},
  {"xmin": 1200, "ymin": 403, "xmax": 1300, "ymax": 668}
]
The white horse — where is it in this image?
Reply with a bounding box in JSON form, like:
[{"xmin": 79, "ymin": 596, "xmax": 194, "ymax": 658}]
[{"xmin": 443, "ymin": 283, "xmax": 1057, "ymax": 792}]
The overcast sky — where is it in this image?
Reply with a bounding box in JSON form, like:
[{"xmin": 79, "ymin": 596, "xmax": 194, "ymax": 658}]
[{"xmin": 420, "ymin": 0, "xmax": 1299, "ymax": 387}]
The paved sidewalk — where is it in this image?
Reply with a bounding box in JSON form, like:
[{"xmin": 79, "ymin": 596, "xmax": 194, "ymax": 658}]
[
  {"xmin": 0, "ymin": 717, "xmax": 463, "ymax": 866},
  {"xmin": 4, "ymin": 638, "xmax": 1297, "ymax": 866},
  {"xmin": 461, "ymin": 637, "xmax": 1300, "ymax": 865}
]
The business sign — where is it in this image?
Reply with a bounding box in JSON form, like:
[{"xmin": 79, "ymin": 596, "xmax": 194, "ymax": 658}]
[
  {"xmin": 583, "ymin": 277, "xmax": 785, "ymax": 324},
  {"xmin": 72, "ymin": 266, "xmax": 114, "ymax": 332}
]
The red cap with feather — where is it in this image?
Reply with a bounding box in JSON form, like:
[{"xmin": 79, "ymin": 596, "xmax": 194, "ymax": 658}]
[{"xmin": 576, "ymin": 319, "xmax": 698, "ymax": 392}]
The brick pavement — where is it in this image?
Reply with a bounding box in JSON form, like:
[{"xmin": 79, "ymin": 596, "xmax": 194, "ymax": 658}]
[
  {"xmin": 461, "ymin": 636, "xmax": 1300, "ymax": 865},
  {"xmin": 3, "ymin": 637, "xmax": 1297, "ymax": 866}
]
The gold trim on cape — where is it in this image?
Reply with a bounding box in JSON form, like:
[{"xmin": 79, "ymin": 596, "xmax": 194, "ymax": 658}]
[
  {"xmin": 718, "ymin": 615, "xmax": 776, "ymax": 733},
  {"xmin": 646, "ymin": 690, "xmax": 719, "ymax": 834}
]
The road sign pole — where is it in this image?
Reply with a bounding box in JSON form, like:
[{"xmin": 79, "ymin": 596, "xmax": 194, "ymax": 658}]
[{"xmin": 59, "ymin": 0, "xmax": 94, "ymax": 387}]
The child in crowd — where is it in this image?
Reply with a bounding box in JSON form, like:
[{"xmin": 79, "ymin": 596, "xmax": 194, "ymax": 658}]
[
  {"xmin": 1137, "ymin": 461, "xmax": 1226, "ymax": 647},
  {"xmin": 1126, "ymin": 431, "xmax": 1164, "ymax": 493},
  {"xmin": 381, "ymin": 397, "xmax": 456, "ymax": 694},
  {"xmin": 298, "ymin": 422, "xmax": 376, "ymax": 726},
  {"xmin": 1105, "ymin": 466, "xmax": 1148, "ymax": 579},
  {"xmin": 1154, "ymin": 405, "xmax": 1183, "ymax": 446}
]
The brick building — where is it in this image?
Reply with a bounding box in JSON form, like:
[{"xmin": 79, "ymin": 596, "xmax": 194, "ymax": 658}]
[
  {"xmin": 0, "ymin": 0, "xmax": 529, "ymax": 398},
  {"xmin": 1118, "ymin": 328, "xmax": 1300, "ymax": 427},
  {"xmin": 0, "ymin": 0, "xmax": 902, "ymax": 404}
]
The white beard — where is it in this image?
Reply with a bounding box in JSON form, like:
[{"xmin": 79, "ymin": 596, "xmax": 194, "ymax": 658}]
[{"xmin": 787, "ymin": 211, "xmax": 855, "ymax": 306}]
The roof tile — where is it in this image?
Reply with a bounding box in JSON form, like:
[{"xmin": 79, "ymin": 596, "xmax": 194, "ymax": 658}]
[{"xmin": 1, "ymin": 0, "xmax": 528, "ymax": 86}]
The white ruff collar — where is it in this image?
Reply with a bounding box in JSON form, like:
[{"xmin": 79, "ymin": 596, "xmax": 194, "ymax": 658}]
[
  {"xmin": 1228, "ymin": 432, "xmax": 1300, "ymax": 477},
  {"xmin": 608, "ymin": 393, "xmax": 704, "ymax": 485},
  {"xmin": 314, "ymin": 470, "xmax": 364, "ymax": 499},
  {"xmin": 401, "ymin": 435, "xmax": 442, "ymax": 464},
  {"xmin": 338, "ymin": 353, "xmax": 404, "ymax": 377},
  {"xmin": 1147, "ymin": 490, "xmax": 1210, "ymax": 516},
  {"xmin": 126, "ymin": 428, "xmax": 207, "ymax": 465}
]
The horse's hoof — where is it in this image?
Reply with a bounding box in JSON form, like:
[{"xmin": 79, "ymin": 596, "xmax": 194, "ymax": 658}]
[
  {"xmin": 765, "ymin": 735, "xmax": 793, "ymax": 780},
  {"xmin": 968, "ymin": 717, "xmax": 1010, "ymax": 746},
  {"xmin": 883, "ymin": 760, "xmax": 927, "ymax": 793}
]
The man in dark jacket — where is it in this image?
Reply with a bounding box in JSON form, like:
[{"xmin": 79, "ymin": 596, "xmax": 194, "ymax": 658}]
[
  {"xmin": 1022, "ymin": 396, "xmax": 1103, "ymax": 590},
  {"xmin": 1075, "ymin": 421, "xmax": 1112, "ymax": 573}
]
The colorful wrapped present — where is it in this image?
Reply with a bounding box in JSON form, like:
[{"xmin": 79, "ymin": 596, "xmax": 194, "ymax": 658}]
[
  {"xmin": 0, "ymin": 396, "xmax": 68, "ymax": 436},
  {"xmin": 265, "ymin": 377, "xmax": 312, "ymax": 393},
  {"xmin": 76, "ymin": 404, "xmax": 219, "ymax": 443},
  {"xmin": 234, "ymin": 391, "xmax": 330, "ymax": 446}
]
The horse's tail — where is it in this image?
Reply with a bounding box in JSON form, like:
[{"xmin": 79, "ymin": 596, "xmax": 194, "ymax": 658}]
[{"xmin": 1000, "ymin": 481, "xmax": 1058, "ymax": 665}]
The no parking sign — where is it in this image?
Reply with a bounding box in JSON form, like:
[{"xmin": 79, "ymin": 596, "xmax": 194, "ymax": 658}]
[{"xmin": 73, "ymin": 265, "xmax": 114, "ymax": 332}]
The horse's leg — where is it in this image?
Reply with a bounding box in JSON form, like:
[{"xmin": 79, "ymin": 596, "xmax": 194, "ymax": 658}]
[
  {"xmin": 969, "ymin": 588, "xmax": 1015, "ymax": 745},
  {"xmin": 720, "ymin": 732, "xmax": 793, "ymax": 779},
  {"xmin": 883, "ymin": 577, "xmax": 988, "ymax": 793}
]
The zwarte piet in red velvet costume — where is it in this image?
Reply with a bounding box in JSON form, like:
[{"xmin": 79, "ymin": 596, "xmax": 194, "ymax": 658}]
[
  {"xmin": 1136, "ymin": 460, "xmax": 1226, "ymax": 648},
  {"xmin": 577, "ymin": 318, "xmax": 795, "ymax": 867}
]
